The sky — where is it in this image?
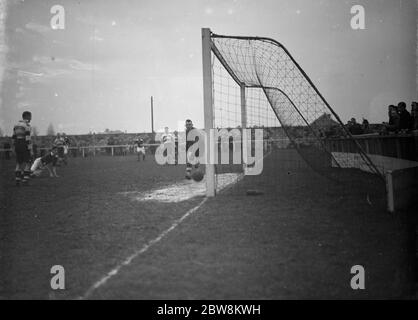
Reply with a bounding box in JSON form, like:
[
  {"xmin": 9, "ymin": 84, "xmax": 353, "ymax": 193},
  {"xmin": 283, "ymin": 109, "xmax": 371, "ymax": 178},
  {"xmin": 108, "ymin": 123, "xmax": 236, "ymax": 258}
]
[{"xmin": 0, "ymin": 0, "xmax": 416, "ymax": 135}]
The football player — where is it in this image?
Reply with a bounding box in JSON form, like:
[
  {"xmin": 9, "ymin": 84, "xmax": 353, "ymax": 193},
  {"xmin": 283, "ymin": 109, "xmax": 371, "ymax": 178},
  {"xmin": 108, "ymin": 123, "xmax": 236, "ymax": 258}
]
[
  {"xmin": 161, "ymin": 127, "xmax": 174, "ymax": 144},
  {"xmin": 161, "ymin": 127, "xmax": 175, "ymax": 165},
  {"xmin": 134, "ymin": 137, "xmax": 146, "ymax": 161},
  {"xmin": 30, "ymin": 146, "xmax": 59, "ymax": 178},
  {"xmin": 53, "ymin": 133, "xmax": 65, "ymax": 166},
  {"xmin": 185, "ymin": 119, "xmax": 200, "ymax": 179},
  {"xmin": 62, "ymin": 133, "xmax": 70, "ymax": 165},
  {"xmin": 12, "ymin": 111, "xmax": 33, "ymax": 185}
]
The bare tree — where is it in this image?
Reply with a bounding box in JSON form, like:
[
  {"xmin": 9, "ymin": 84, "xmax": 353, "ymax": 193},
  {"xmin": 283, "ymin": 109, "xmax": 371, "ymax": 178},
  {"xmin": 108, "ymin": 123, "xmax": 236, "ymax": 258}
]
[{"xmin": 46, "ymin": 123, "xmax": 55, "ymax": 136}]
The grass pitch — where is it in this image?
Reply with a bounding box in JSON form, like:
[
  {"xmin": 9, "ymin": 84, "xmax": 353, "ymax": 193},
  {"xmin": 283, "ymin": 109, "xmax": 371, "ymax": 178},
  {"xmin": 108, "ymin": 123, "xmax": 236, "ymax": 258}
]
[{"xmin": 0, "ymin": 150, "xmax": 414, "ymax": 299}]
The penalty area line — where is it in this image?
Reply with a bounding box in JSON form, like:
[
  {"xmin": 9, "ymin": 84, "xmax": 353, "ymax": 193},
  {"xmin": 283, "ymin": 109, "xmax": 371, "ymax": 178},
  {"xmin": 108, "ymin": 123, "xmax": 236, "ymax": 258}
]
[{"xmin": 78, "ymin": 197, "xmax": 208, "ymax": 300}]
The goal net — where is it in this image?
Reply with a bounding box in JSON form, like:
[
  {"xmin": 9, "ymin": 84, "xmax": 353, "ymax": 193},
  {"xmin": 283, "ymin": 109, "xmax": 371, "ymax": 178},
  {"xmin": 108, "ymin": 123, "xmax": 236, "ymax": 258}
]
[{"xmin": 201, "ymin": 29, "xmax": 382, "ymax": 197}]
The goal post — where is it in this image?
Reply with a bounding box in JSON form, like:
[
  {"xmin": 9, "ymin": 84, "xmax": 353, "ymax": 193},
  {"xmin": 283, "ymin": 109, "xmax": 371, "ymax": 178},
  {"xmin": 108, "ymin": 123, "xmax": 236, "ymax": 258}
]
[
  {"xmin": 201, "ymin": 28, "xmax": 383, "ymax": 197},
  {"xmin": 240, "ymin": 84, "xmax": 247, "ymax": 174},
  {"xmin": 202, "ymin": 28, "xmax": 215, "ymax": 197}
]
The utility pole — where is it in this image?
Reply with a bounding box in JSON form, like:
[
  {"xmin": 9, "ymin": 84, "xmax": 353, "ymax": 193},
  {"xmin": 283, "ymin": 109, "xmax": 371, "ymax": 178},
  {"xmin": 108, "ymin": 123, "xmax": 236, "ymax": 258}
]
[{"xmin": 151, "ymin": 96, "xmax": 154, "ymax": 134}]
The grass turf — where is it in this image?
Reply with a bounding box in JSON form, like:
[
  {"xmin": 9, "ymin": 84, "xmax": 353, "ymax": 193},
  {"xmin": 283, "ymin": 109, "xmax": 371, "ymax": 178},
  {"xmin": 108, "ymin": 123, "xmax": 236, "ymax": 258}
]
[{"xmin": 0, "ymin": 150, "xmax": 414, "ymax": 299}]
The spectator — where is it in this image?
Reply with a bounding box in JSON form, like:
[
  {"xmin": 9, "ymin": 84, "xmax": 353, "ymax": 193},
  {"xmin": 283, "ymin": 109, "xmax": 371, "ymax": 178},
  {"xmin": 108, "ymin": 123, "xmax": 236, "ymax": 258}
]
[
  {"xmin": 386, "ymin": 109, "xmax": 400, "ymax": 133},
  {"xmin": 385, "ymin": 105, "xmax": 397, "ymax": 130},
  {"xmin": 106, "ymin": 136, "xmax": 115, "ymax": 155},
  {"xmin": 388, "ymin": 104, "xmax": 398, "ymax": 120},
  {"xmin": 345, "ymin": 120, "xmax": 351, "ymax": 133},
  {"xmin": 362, "ymin": 118, "xmax": 370, "ymax": 134},
  {"xmin": 411, "ymin": 101, "xmax": 418, "ymax": 130},
  {"xmin": 397, "ymin": 102, "xmax": 412, "ymax": 131},
  {"xmin": 107, "ymin": 136, "xmax": 115, "ymax": 146},
  {"xmin": 347, "ymin": 118, "xmax": 363, "ymax": 135}
]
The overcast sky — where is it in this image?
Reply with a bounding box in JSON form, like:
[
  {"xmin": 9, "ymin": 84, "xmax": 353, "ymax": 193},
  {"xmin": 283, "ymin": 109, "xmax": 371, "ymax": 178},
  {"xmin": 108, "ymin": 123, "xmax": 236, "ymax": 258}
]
[{"xmin": 0, "ymin": 0, "xmax": 416, "ymax": 135}]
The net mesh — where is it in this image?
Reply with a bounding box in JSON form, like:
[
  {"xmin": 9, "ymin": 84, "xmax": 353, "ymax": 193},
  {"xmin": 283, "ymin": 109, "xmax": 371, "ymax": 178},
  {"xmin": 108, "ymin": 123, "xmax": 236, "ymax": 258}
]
[{"xmin": 209, "ymin": 33, "xmax": 381, "ymax": 191}]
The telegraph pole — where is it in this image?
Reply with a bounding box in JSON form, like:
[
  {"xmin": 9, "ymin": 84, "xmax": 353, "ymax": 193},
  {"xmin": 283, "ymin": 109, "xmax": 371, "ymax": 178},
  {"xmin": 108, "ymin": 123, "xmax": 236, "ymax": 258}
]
[{"xmin": 151, "ymin": 96, "xmax": 154, "ymax": 134}]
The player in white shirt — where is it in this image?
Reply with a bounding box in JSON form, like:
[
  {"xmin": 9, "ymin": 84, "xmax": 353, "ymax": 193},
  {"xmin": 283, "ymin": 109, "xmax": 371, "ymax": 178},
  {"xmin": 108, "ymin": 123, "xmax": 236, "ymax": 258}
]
[
  {"xmin": 161, "ymin": 127, "xmax": 175, "ymax": 164},
  {"xmin": 161, "ymin": 127, "xmax": 174, "ymax": 143},
  {"xmin": 134, "ymin": 137, "xmax": 146, "ymax": 161}
]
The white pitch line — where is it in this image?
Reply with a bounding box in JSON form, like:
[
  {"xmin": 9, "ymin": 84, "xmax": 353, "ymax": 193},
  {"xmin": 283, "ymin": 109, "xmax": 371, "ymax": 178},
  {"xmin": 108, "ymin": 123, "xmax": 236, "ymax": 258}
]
[{"xmin": 79, "ymin": 197, "xmax": 208, "ymax": 300}]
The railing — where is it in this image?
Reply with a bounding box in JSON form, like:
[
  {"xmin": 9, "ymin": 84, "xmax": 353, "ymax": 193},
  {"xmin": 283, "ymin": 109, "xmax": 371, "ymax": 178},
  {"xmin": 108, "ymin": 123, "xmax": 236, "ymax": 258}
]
[
  {"xmin": 324, "ymin": 133, "xmax": 418, "ymax": 162},
  {"xmin": 1, "ymin": 135, "xmax": 417, "ymax": 162},
  {"xmin": 0, "ymin": 144, "xmax": 161, "ymax": 159}
]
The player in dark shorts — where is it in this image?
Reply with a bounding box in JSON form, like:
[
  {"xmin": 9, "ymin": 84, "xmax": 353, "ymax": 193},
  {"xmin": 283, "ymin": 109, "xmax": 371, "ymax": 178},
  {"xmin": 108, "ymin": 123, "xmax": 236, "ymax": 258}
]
[
  {"xmin": 62, "ymin": 133, "xmax": 70, "ymax": 165},
  {"xmin": 185, "ymin": 119, "xmax": 201, "ymax": 179},
  {"xmin": 12, "ymin": 111, "xmax": 33, "ymax": 185},
  {"xmin": 53, "ymin": 133, "xmax": 65, "ymax": 166}
]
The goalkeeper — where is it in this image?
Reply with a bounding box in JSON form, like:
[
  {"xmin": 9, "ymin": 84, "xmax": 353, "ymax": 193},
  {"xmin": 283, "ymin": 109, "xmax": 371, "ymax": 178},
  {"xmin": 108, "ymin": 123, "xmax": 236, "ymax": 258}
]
[{"xmin": 185, "ymin": 119, "xmax": 202, "ymax": 179}]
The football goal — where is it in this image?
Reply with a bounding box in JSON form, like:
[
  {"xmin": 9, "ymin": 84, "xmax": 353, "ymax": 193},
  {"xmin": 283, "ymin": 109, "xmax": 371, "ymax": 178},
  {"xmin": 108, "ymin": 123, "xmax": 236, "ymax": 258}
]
[{"xmin": 201, "ymin": 28, "xmax": 382, "ymax": 197}]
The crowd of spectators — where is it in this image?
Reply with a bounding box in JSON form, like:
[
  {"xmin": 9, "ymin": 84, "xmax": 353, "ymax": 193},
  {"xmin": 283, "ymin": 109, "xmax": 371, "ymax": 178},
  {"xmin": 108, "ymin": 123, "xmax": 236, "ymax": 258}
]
[
  {"xmin": 346, "ymin": 118, "xmax": 369, "ymax": 135},
  {"xmin": 382, "ymin": 101, "xmax": 418, "ymax": 134},
  {"xmin": 344, "ymin": 101, "xmax": 418, "ymax": 136}
]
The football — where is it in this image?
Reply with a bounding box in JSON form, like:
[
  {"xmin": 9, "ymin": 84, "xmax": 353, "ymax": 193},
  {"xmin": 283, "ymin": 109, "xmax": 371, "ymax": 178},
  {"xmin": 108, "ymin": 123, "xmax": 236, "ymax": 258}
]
[{"xmin": 191, "ymin": 170, "xmax": 204, "ymax": 182}]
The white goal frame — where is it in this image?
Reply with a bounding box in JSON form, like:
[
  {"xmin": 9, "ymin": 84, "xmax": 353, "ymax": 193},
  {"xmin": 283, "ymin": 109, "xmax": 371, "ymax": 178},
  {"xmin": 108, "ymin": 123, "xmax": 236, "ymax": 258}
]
[{"xmin": 202, "ymin": 28, "xmax": 248, "ymax": 197}]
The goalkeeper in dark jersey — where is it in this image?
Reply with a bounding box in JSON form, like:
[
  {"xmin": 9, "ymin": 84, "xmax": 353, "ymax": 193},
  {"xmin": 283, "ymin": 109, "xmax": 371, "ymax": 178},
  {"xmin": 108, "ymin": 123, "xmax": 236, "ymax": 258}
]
[{"xmin": 12, "ymin": 111, "xmax": 33, "ymax": 185}]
